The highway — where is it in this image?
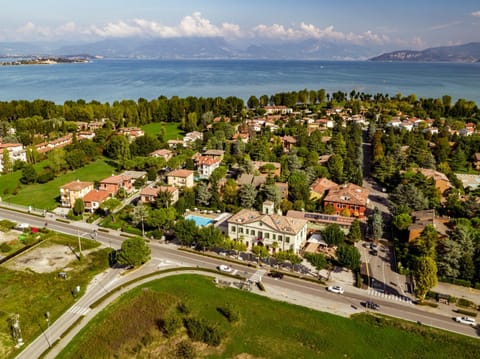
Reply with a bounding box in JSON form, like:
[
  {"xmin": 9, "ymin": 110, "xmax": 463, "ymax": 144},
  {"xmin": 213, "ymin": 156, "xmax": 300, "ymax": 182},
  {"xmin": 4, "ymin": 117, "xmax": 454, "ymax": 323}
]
[{"xmin": 0, "ymin": 207, "xmax": 477, "ymax": 359}]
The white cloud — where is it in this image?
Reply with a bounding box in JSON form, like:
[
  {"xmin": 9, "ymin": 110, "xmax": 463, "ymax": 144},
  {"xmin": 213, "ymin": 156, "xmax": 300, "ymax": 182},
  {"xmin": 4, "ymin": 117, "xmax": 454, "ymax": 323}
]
[
  {"xmin": 471, "ymin": 11, "xmax": 480, "ymax": 17},
  {"xmin": 4, "ymin": 12, "xmax": 390, "ymax": 46}
]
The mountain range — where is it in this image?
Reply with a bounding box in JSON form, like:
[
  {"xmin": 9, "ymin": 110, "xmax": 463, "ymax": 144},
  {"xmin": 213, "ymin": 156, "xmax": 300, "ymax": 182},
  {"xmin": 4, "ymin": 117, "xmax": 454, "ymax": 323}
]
[
  {"xmin": 1, "ymin": 38, "xmax": 479, "ymax": 62},
  {"xmin": 370, "ymin": 42, "xmax": 480, "ymax": 63}
]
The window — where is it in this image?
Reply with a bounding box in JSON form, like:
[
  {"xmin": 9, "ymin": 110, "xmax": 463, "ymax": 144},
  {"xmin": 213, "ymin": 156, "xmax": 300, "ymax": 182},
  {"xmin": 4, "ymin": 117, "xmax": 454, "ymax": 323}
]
[
  {"xmin": 278, "ymin": 235, "xmax": 283, "ymax": 241},
  {"xmin": 273, "ymin": 234, "xmax": 276, "ymax": 240},
  {"xmin": 231, "ymin": 226, "xmax": 236, "ymax": 232},
  {"xmin": 286, "ymin": 236, "xmax": 290, "ymax": 243},
  {"xmin": 239, "ymin": 227, "xmax": 243, "ymax": 234},
  {"xmin": 251, "ymin": 230, "xmax": 255, "ymax": 236},
  {"xmin": 246, "ymin": 229, "xmax": 249, "ymax": 235},
  {"xmin": 265, "ymin": 233, "xmax": 269, "ymax": 239}
]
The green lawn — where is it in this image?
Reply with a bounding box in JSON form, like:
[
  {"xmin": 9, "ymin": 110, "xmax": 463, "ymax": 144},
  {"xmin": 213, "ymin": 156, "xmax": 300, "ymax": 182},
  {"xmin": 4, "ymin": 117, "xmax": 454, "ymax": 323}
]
[
  {"xmin": 0, "ymin": 232, "xmax": 111, "ymax": 359},
  {"xmin": 141, "ymin": 122, "xmax": 184, "ymax": 140},
  {"xmin": 58, "ymin": 275, "xmax": 480, "ymax": 359},
  {"xmin": 0, "ymin": 159, "xmax": 115, "ymax": 210}
]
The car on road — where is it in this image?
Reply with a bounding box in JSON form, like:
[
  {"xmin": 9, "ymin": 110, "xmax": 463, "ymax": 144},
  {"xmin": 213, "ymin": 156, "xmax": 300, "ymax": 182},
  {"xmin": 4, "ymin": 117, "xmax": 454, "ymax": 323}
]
[
  {"xmin": 370, "ymin": 249, "xmax": 378, "ymax": 256},
  {"xmin": 217, "ymin": 265, "xmax": 233, "ymax": 273},
  {"xmin": 455, "ymin": 316, "xmax": 476, "ymax": 326},
  {"xmin": 363, "ymin": 301, "xmax": 380, "ymax": 310},
  {"xmin": 370, "ymin": 243, "xmax": 378, "ymax": 251},
  {"xmin": 267, "ymin": 271, "xmax": 284, "ymax": 279},
  {"xmin": 327, "ymin": 285, "xmax": 344, "ymax": 294}
]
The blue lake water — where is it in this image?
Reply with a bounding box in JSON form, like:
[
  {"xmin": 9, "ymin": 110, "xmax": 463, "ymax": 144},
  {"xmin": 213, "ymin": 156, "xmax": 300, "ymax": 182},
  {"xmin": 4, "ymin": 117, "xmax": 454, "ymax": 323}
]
[{"xmin": 0, "ymin": 59, "xmax": 479, "ymax": 104}]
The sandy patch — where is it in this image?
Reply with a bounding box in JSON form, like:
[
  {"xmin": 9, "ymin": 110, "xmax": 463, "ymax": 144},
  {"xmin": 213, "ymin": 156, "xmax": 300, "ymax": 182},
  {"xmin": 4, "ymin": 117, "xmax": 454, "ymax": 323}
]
[
  {"xmin": 5, "ymin": 244, "xmax": 84, "ymax": 273},
  {"xmin": 0, "ymin": 230, "xmax": 21, "ymax": 244}
]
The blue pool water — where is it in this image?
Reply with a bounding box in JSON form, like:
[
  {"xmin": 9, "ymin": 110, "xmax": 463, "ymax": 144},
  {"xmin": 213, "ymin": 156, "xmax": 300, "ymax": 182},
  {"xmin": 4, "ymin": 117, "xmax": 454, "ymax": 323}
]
[{"xmin": 185, "ymin": 215, "xmax": 214, "ymax": 227}]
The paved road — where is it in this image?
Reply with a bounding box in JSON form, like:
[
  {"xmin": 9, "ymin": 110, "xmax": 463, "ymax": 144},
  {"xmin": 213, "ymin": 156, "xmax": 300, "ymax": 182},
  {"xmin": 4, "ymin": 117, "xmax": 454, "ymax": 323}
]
[{"xmin": 0, "ymin": 208, "xmax": 478, "ymax": 359}]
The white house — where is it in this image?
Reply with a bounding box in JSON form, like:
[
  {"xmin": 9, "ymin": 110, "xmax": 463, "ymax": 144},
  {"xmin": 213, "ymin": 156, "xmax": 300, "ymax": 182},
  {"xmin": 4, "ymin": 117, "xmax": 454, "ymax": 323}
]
[
  {"xmin": 0, "ymin": 143, "xmax": 27, "ymax": 172},
  {"xmin": 195, "ymin": 155, "xmax": 221, "ymax": 179},
  {"xmin": 227, "ymin": 202, "xmax": 308, "ymax": 254}
]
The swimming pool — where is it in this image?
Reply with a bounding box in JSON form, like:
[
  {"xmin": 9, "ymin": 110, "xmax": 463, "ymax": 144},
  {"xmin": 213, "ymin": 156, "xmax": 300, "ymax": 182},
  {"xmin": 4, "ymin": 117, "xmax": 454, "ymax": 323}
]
[{"xmin": 185, "ymin": 215, "xmax": 214, "ymax": 227}]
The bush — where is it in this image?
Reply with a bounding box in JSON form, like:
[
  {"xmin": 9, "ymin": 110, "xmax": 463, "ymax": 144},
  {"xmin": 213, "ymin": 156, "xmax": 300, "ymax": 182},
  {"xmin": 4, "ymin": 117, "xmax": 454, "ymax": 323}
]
[
  {"xmin": 457, "ymin": 298, "xmax": 475, "ymax": 309},
  {"xmin": 175, "ymin": 340, "xmax": 195, "ymax": 359},
  {"xmin": 183, "ymin": 317, "xmax": 223, "ymax": 346},
  {"xmin": 0, "ymin": 242, "xmax": 12, "ymax": 253},
  {"xmin": 177, "ymin": 302, "xmax": 190, "ymax": 314},
  {"xmin": 217, "ymin": 304, "xmax": 240, "ymax": 323},
  {"xmin": 162, "ymin": 315, "xmax": 182, "ymax": 338},
  {"xmin": 37, "ymin": 171, "xmax": 55, "ymax": 183},
  {"xmin": 356, "ymin": 271, "xmax": 362, "ymax": 288},
  {"xmin": 0, "ymin": 219, "xmax": 16, "ymax": 232},
  {"xmin": 455, "ymin": 308, "xmax": 477, "ymax": 317}
]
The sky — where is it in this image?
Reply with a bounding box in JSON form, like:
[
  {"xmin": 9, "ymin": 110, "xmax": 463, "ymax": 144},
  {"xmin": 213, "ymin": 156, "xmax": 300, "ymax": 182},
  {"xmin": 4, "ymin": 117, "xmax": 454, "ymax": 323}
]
[{"xmin": 0, "ymin": 0, "xmax": 479, "ymax": 49}]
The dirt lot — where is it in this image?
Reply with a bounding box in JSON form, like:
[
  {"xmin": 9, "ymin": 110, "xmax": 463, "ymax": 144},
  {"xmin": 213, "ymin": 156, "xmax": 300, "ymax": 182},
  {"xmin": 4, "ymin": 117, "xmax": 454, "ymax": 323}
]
[
  {"xmin": 4, "ymin": 243, "xmax": 83, "ymax": 273},
  {"xmin": 0, "ymin": 230, "xmax": 20, "ymax": 244}
]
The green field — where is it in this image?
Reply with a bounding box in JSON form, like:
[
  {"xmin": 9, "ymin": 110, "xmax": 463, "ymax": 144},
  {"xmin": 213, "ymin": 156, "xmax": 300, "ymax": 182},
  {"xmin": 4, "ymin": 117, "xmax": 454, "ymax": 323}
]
[
  {"xmin": 58, "ymin": 275, "xmax": 480, "ymax": 359},
  {"xmin": 0, "ymin": 159, "xmax": 115, "ymax": 210},
  {"xmin": 0, "ymin": 231, "xmax": 111, "ymax": 359},
  {"xmin": 141, "ymin": 122, "xmax": 184, "ymax": 140}
]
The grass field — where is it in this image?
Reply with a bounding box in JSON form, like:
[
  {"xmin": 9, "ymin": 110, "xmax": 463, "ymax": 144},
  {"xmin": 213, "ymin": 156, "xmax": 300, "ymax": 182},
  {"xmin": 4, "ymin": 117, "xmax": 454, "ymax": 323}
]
[
  {"xmin": 58, "ymin": 275, "xmax": 480, "ymax": 359},
  {"xmin": 0, "ymin": 159, "xmax": 115, "ymax": 210},
  {"xmin": 141, "ymin": 122, "xmax": 184, "ymax": 140},
  {"xmin": 0, "ymin": 231, "xmax": 111, "ymax": 359}
]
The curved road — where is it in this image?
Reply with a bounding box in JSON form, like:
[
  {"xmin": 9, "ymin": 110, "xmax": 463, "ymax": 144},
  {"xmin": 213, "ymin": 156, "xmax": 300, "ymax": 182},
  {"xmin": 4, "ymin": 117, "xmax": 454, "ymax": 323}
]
[{"xmin": 0, "ymin": 208, "xmax": 477, "ymax": 359}]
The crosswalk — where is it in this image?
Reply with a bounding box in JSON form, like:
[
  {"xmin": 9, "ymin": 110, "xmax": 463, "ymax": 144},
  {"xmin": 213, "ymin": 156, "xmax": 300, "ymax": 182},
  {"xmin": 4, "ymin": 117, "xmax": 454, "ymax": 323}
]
[
  {"xmin": 249, "ymin": 269, "xmax": 266, "ymax": 283},
  {"xmin": 367, "ymin": 289, "xmax": 412, "ymax": 304},
  {"xmin": 67, "ymin": 305, "xmax": 91, "ymax": 316}
]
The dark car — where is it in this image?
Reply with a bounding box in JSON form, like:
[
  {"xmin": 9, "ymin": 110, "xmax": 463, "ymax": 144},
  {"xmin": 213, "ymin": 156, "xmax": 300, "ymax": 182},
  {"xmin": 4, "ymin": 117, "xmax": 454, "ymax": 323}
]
[
  {"xmin": 370, "ymin": 249, "xmax": 378, "ymax": 256},
  {"xmin": 268, "ymin": 271, "xmax": 284, "ymax": 279},
  {"xmin": 364, "ymin": 301, "xmax": 380, "ymax": 310}
]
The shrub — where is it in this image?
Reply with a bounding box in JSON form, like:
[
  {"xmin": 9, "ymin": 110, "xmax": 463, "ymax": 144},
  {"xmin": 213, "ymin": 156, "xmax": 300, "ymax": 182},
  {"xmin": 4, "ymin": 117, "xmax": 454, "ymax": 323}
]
[
  {"xmin": 37, "ymin": 171, "xmax": 55, "ymax": 184},
  {"xmin": 455, "ymin": 308, "xmax": 477, "ymax": 317},
  {"xmin": 356, "ymin": 271, "xmax": 362, "ymax": 288},
  {"xmin": 217, "ymin": 304, "xmax": 240, "ymax": 323},
  {"xmin": 0, "ymin": 242, "xmax": 12, "ymax": 253},
  {"xmin": 0, "ymin": 219, "xmax": 16, "ymax": 232},
  {"xmin": 457, "ymin": 298, "xmax": 475, "ymax": 309},
  {"xmin": 162, "ymin": 315, "xmax": 182, "ymax": 338},
  {"xmin": 183, "ymin": 317, "xmax": 223, "ymax": 346},
  {"xmin": 175, "ymin": 340, "xmax": 195, "ymax": 359},
  {"xmin": 177, "ymin": 302, "xmax": 190, "ymax": 314}
]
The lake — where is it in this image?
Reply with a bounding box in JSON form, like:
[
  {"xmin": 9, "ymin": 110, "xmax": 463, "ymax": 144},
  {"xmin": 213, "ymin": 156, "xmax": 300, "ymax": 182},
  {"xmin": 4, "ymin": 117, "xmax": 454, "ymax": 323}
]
[{"xmin": 0, "ymin": 59, "xmax": 479, "ymax": 104}]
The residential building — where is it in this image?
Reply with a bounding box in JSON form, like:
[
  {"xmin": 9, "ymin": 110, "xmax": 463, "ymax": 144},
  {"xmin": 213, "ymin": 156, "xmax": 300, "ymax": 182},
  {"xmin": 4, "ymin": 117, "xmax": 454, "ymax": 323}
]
[
  {"xmin": 149, "ymin": 149, "xmax": 173, "ymax": 161},
  {"xmin": 415, "ymin": 168, "xmax": 452, "ymax": 197},
  {"xmin": 195, "ymin": 155, "xmax": 221, "ymax": 179},
  {"xmin": 323, "ymin": 183, "xmax": 369, "ymax": 218},
  {"xmin": 252, "ymin": 161, "xmax": 281, "ymax": 177},
  {"xmin": 203, "ymin": 149, "xmax": 225, "ymax": 160},
  {"xmin": 117, "ymin": 127, "xmax": 145, "ymax": 142},
  {"xmin": 310, "ymin": 178, "xmax": 338, "ymax": 200},
  {"xmin": 263, "ymin": 105, "xmax": 293, "ymax": 115},
  {"xmin": 227, "ymin": 202, "xmax": 308, "ymax": 254},
  {"xmin": 166, "ymin": 169, "xmax": 194, "ymax": 188},
  {"xmin": 287, "ymin": 210, "xmax": 355, "ymax": 231},
  {"xmin": 280, "ymin": 135, "xmax": 297, "ymax": 152},
  {"xmin": 83, "ymin": 190, "xmax": 110, "ymax": 213},
  {"xmin": 0, "ymin": 143, "xmax": 27, "ymax": 172},
  {"xmin": 99, "ymin": 174, "xmax": 133, "ymax": 195},
  {"xmin": 408, "ymin": 209, "xmax": 449, "ymax": 242},
  {"xmin": 139, "ymin": 186, "xmax": 179, "ymax": 204},
  {"xmin": 60, "ymin": 180, "xmax": 94, "ymax": 208}
]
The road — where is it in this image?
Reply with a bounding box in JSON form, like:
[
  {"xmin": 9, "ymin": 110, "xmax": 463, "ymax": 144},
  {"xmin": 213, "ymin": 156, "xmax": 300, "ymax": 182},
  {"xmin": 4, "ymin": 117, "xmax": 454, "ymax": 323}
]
[{"xmin": 0, "ymin": 207, "xmax": 477, "ymax": 359}]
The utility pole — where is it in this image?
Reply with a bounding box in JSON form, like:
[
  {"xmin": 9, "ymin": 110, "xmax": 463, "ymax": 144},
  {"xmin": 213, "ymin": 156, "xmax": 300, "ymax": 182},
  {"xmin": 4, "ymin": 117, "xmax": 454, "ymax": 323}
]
[
  {"xmin": 9, "ymin": 314, "xmax": 24, "ymax": 348},
  {"xmin": 77, "ymin": 227, "xmax": 82, "ymax": 256}
]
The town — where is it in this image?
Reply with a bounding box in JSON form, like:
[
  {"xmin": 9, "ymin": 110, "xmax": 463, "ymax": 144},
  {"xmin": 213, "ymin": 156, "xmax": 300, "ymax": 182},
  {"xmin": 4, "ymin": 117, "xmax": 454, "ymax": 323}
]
[{"xmin": 0, "ymin": 90, "xmax": 479, "ymax": 358}]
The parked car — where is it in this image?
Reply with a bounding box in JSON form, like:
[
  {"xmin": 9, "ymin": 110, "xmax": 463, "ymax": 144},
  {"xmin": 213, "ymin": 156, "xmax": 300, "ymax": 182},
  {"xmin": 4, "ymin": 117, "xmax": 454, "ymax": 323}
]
[
  {"xmin": 217, "ymin": 265, "xmax": 233, "ymax": 273},
  {"xmin": 364, "ymin": 301, "xmax": 380, "ymax": 310},
  {"xmin": 327, "ymin": 285, "xmax": 344, "ymax": 294},
  {"xmin": 268, "ymin": 271, "xmax": 284, "ymax": 279},
  {"xmin": 455, "ymin": 316, "xmax": 477, "ymax": 326},
  {"xmin": 370, "ymin": 249, "xmax": 378, "ymax": 256},
  {"xmin": 370, "ymin": 243, "xmax": 378, "ymax": 251}
]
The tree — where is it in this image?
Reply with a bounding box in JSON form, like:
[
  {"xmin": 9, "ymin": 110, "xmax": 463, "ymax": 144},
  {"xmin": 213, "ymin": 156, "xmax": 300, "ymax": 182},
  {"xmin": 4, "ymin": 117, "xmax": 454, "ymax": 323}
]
[
  {"xmin": 322, "ymin": 224, "xmax": 345, "ymax": 247},
  {"xmin": 47, "ymin": 148, "xmax": 67, "ymax": 175},
  {"xmin": 174, "ymin": 219, "xmax": 198, "ymax": 247},
  {"xmin": 197, "ymin": 226, "xmax": 224, "ymax": 251},
  {"xmin": 2, "ymin": 149, "xmax": 11, "ymax": 174},
  {"xmin": 73, "ymin": 198, "xmax": 85, "ymax": 216},
  {"xmin": 239, "ymin": 184, "xmax": 257, "ymax": 209},
  {"xmin": 347, "ymin": 219, "xmax": 362, "ymax": 242},
  {"xmin": 436, "ymin": 238, "xmax": 462, "ymax": 279},
  {"xmin": 156, "ymin": 189, "xmax": 173, "ymax": 208},
  {"xmin": 132, "ymin": 202, "xmax": 149, "ymax": 237},
  {"xmin": 288, "ymin": 171, "xmax": 310, "ymax": 203},
  {"xmin": 413, "ymin": 256, "xmax": 437, "ymax": 302},
  {"xmin": 20, "ymin": 164, "xmax": 37, "ymax": 184},
  {"xmin": 392, "ymin": 213, "xmax": 412, "ymax": 231},
  {"xmin": 196, "ymin": 181, "xmax": 211, "ymax": 207},
  {"xmin": 367, "ymin": 207, "xmax": 383, "ymax": 241},
  {"xmin": 252, "ymin": 245, "xmax": 269, "ymax": 263},
  {"xmin": 336, "ymin": 245, "xmax": 361, "ymax": 271},
  {"xmin": 389, "ymin": 183, "xmax": 429, "ymax": 214},
  {"xmin": 65, "ymin": 149, "xmax": 86, "ymax": 170},
  {"xmin": 304, "ymin": 252, "xmax": 327, "ymax": 278},
  {"xmin": 327, "ymin": 154, "xmax": 344, "ymax": 183},
  {"xmin": 117, "ymin": 237, "xmax": 151, "ymax": 267}
]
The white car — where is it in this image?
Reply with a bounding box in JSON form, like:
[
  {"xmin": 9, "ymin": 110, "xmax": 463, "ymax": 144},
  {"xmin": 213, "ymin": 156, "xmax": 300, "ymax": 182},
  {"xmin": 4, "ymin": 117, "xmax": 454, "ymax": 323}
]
[
  {"xmin": 217, "ymin": 265, "xmax": 233, "ymax": 273},
  {"xmin": 327, "ymin": 285, "xmax": 344, "ymax": 294},
  {"xmin": 455, "ymin": 316, "xmax": 477, "ymax": 326}
]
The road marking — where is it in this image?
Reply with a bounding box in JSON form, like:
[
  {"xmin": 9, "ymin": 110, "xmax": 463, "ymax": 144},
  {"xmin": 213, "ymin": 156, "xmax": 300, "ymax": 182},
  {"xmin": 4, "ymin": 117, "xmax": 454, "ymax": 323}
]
[
  {"xmin": 68, "ymin": 305, "xmax": 91, "ymax": 316},
  {"xmin": 249, "ymin": 269, "xmax": 266, "ymax": 283}
]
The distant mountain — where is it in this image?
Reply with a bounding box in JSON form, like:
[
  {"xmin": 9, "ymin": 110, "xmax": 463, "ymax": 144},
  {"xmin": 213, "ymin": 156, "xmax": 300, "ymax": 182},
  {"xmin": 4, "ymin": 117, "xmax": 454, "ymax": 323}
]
[{"xmin": 370, "ymin": 42, "xmax": 480, "ymax": 63}]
